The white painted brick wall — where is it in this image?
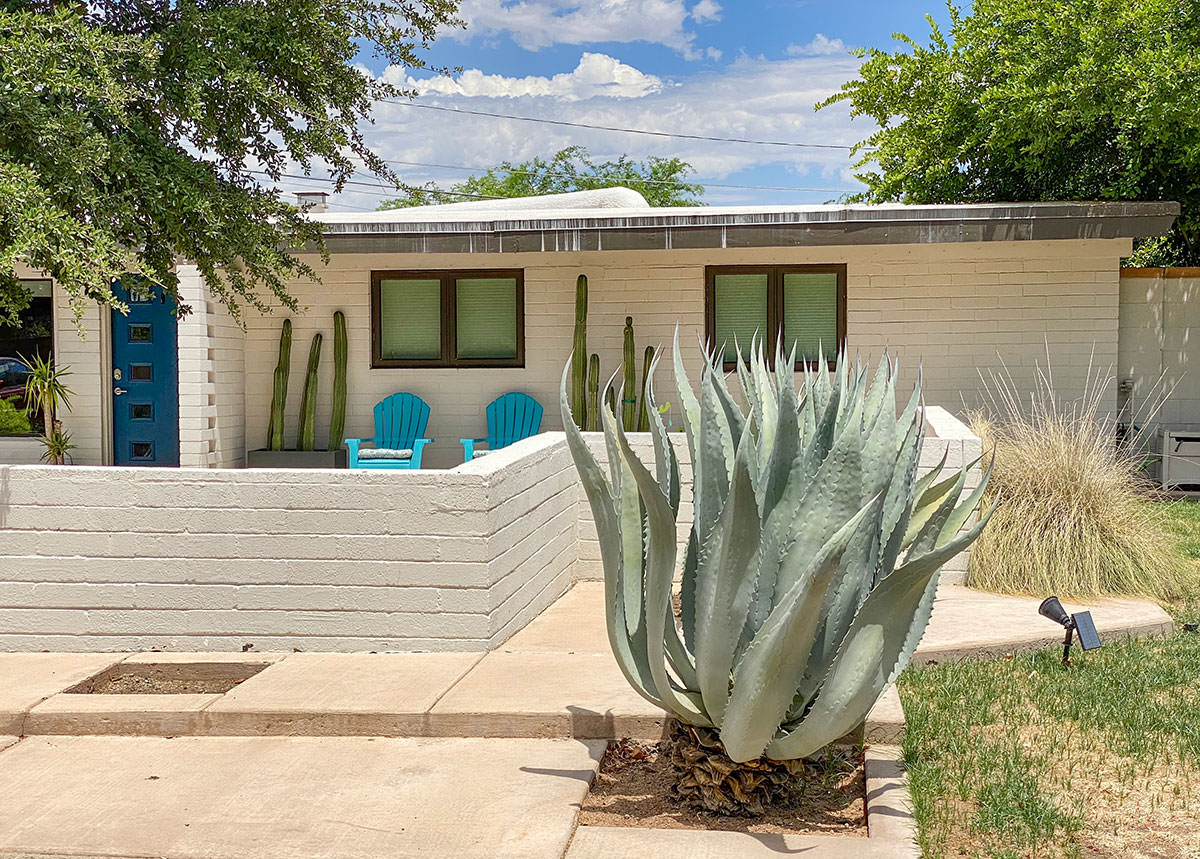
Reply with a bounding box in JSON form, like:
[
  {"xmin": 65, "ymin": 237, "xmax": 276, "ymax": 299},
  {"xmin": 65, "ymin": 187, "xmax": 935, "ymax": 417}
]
[{"xmin": 0, "ymin": 433, "xmax": 577, "ymax": 652}]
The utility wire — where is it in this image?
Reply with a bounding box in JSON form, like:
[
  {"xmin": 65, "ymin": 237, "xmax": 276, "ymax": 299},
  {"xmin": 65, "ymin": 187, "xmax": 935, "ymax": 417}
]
[{"xmin": 379, "ymin": 100, "xmax": 854, "ymax": 151}]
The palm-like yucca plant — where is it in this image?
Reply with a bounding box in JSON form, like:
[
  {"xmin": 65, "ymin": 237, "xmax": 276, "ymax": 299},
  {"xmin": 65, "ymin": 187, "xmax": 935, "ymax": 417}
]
[
  {"xmin": 20, "ymin": 352, "xmax": 74, "ymax": 465},
  {"xmin": 560, "ymin": 334, "xmax": 993, "ymax": 816}
]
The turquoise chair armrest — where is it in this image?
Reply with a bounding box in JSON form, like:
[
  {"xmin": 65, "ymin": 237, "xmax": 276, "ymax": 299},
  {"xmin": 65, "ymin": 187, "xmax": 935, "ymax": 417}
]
[
  {"xmin": 345, "ymin": 437, "xmax": 370, "ymax": 468},
  {"xmin": 410, "ymin": 438, "xmax": 433, "ymax": 469},
  {"xmin": 460, "ymin": 437, "xmax": 488, "ymax": 462}
]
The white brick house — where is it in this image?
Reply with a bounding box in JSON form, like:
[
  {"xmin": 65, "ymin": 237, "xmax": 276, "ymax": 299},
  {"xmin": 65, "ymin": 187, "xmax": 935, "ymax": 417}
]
[{"xmin": 0, "ymin": 191, "xmax": 1180, "ymax": 470}]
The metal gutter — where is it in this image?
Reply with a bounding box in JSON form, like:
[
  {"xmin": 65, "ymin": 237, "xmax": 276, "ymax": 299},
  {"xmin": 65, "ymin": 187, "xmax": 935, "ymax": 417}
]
[{"xmin": 313, "ymin": 201, "xmax": 1180, "ymax": 255}]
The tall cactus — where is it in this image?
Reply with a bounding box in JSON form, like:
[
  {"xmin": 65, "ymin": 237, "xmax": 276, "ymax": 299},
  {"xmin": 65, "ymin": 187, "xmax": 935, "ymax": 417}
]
[
  {"xmin": 267, "ymin": 319, "xmax": 292, "ymax": 451},
  {"xmin": 636, "ymin": 345, "xmax": 654, "ymax": 432},
  {"xmin": 296, "ymin": 332, "xmax": 322, "ymax": 451},
  {"xmin": 622, "ymin": 316, "xmax": 637, "ymax": 431},
  {"xmin": 328, "ymin": 311, "xmax": 348, "ymax": 451},
  {"xmin": 586, "ymin": 353, "xmax": 601, "ymax": 432},
  {"xmin": 570, "ymin": 275, "xmax": 588, "ymax": 429},
  {"xmin": 560, "ymin": 336, "xmax": 993, "ymax": 815}
]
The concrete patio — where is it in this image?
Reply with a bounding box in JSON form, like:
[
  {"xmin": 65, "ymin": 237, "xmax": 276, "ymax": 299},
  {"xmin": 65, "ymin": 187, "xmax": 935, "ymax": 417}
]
[{"xmin": 0, "ymin": 580, "xmax": 1175, "ymax": 859}]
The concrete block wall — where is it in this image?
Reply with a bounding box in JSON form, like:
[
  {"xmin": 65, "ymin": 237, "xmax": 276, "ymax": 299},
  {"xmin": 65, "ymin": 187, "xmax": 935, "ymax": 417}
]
[
  {"xmin": 0, "ymin": 433, "xmax": 576, "ymax": 652},
  {"xmin": 574, "ymin": 406, "xmax": 982, "ymax": 581},
  {"xmin": 177, "ymin": 266, "xmax": 247, "ymax": 468}
]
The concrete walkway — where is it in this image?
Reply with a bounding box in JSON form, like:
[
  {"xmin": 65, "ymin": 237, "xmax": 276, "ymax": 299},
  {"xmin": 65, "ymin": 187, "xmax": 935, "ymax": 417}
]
[{"xmin": 0, "ymin": 580, "xmax": 1174, "ymax": 859}]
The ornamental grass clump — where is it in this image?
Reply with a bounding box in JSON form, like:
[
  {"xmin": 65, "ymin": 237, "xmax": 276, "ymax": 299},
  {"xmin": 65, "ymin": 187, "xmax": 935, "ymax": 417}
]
[
  {"xmin": 560, "ymin": 335, "xmax": 992, "ymax": 816},
  {"xmin": 966, "ymin": 362, "xmax": 1192, "ymax": 602}
]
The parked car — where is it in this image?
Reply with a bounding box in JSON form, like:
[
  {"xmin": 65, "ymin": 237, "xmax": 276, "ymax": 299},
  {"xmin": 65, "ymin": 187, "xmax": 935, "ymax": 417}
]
[{"xmin": 0, "ymin": 356, "xmax": 31, "ymax": 408}]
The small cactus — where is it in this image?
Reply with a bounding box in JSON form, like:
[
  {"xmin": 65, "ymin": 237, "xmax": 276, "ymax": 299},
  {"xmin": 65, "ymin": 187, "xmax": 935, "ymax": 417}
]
[
  {"xmin": 267, "ymin": 320, "xmax": 292, "ymax": 451},
  {"xmin": 296, "ymin": 332, "xmax": 322, "ymax": 451},
  {"xmin": 329, "ymin": 311, "xmax": 348, "ymax": 451}
]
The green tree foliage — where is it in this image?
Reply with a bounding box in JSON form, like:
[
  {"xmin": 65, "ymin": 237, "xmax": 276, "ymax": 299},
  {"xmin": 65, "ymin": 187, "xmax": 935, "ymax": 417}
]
[
  {"xmin": 821, "ymin": 0, "xmax": 1200, "ymax": 265},
  {"xmin": 0, "ymin": 0, "xmax": 461, "ymax": 324},
  {"xmin": 379, "ymin": 146, "xmax": 704, "ymax": 209}
]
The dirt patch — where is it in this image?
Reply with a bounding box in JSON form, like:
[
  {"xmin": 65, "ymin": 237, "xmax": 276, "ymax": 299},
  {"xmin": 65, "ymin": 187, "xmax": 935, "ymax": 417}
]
[
  {"xmin": 578, "ymin": 738, "xmax": 866, "ymax": 836},
  {"xmin": 67, "ymin": 663, "xmax": 269, "ymax": 695}
]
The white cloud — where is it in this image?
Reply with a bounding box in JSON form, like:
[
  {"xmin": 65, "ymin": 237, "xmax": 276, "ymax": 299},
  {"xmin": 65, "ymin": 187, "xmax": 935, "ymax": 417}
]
[
  {"xmin": 390, "ymin": 53, "xmax": 663, "ymax": 100},
  {"xmin": 453, "ymin": 0, "xmax": 703, "ymax": 56},
  {"xmin": 346, "ymin": 52, "xmax": 870, "ymax": 211},
  {"xmin": 705, "ymin": 46, "xmax": 723, "ymax": 61},
  {"xmin": 786, "ymin": 34, "xmax": 850, "ymax": 57},
  {"xmin": 690, "ymin": 0, "xmax": 721, "ymax": 23}
]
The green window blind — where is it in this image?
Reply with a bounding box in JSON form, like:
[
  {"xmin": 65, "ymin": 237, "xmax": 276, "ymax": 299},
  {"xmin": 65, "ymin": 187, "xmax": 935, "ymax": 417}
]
[
  {"xmin": 713, "ymin": 273, "xmax": 768, "ymax": 363},
  {"xmin": 782, "ymin": 272, "xmax": 838, "ymax": 362},
  {"xmin": 379, "ymin": 278, "xmax": 441, "ymax": 360},
  {"xmin": 456, "ymin": 277, "xmax": 519, "ymax": 360}
]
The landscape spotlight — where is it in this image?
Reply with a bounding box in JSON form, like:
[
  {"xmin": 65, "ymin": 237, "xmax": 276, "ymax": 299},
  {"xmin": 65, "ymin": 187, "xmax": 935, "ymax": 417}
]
[{"xmin": 1039, "ymin": 596, "xmax": 1101, "ymax": 665}]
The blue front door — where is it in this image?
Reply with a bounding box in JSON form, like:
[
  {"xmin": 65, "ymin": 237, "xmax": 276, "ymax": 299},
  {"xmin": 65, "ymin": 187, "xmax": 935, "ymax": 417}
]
[{"xmin": 111, "ymin": 280, "xmax": 180, "ymax": 466}]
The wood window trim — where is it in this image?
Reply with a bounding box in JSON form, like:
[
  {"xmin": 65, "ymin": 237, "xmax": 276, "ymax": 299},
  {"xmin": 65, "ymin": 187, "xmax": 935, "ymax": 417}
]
[
  {"xmin": 370, "ymin": 269, "xmax": 525, "ymax": 369},
  {"xmin": 704, "ymin": 264, "xmax": 847, "ymax": 369}
]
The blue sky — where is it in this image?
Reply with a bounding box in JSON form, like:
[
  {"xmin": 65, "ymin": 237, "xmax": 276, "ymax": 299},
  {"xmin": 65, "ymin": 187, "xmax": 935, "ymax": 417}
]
[{"xmin": 308, "ymin": 1, "xmax": 954, "ymax": 212}]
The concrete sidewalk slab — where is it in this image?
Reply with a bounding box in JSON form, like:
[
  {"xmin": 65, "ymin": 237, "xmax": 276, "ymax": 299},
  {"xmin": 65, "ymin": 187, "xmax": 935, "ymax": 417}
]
[
  {"xmin": 25, "ymin": 693, "xmax": 221, "ymax": 736},
  {"xmin": 0, "ymin": 735, "xmax": 603, "ymax": 859},
  {"xmin": 566, "ymin": 827, "xmax": 897, "ymax": 858},
  {"xmin": 915, "ymin": 584, "xmax": 1174, "ymax": 665},
  {"xmin": 429, "ymin": 651, "xmax": 664, "ymax": 739},
  {"xmin": 0, "ymin": 653, "xmax": 125, "ymax": 734},
  {"xmin": 203, "ymin": 652, "xmax": 484, "ymax": 735},
  {"xmin": 504, "ymin": 582, "xmax": 608, "ymax": 654},
  {"xmin": 0, "ymin": 736, "xmax": 18, "ymax": 753}
]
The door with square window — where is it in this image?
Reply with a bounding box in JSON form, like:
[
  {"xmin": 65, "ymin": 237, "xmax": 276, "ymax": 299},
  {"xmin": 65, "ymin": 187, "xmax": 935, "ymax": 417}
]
[{"xmin": 111, "ymin": 279, "xmax": 179, "ymax": 466}]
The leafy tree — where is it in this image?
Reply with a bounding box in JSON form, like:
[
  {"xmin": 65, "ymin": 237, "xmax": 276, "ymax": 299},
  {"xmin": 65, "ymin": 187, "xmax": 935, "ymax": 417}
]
[
  {"xmin": 0, "ymin": 0, "xmax": 461, "ymax": 324},
  {"xmin": 379, "ymin": 146, "xmax": 704, "ymax": 209},
  {"xmin": 821, "ymin": 0, "xmax": 1200, "ymax": 265}
]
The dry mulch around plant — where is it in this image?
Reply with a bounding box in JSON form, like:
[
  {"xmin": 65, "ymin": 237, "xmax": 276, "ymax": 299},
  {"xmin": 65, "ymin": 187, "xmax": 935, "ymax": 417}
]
[
  {"xmin": 578, "ymin": 738, "xmax": 866, "ymax": 836},
  {"xmin": 73, "ymin": 673, "xmax": 246, "ymax": 694}
]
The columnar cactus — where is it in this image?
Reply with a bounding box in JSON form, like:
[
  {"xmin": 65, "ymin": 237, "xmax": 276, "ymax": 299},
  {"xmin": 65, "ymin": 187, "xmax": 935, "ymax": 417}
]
[
  {"xmin": 622, "ymin": 316, "xmax": 637, "ymax": 431},
  {"xmin": 637, "ymin": 345, "xmax": 654, "ymax": 432},
  {"xmin": 329, "ymin": 311, "xmax": 348, "ymax": 451},
  {"xmin": 560, "ymin": 334, "xmax": 992, "ymax": 815},
  {"xmin": 570, "ymin": 275, "xmax": 589, "ymax": 429},
  {"xmin": 296, "ymin": 332, "xmax": 322, "ymax": 451},
  {"xmin": 267, "ymin": 319, "xmax": 292, "ymax": 451},
  {"xmin": 586, "ymin": 353, "xmax": 601, "ymax": 432}
]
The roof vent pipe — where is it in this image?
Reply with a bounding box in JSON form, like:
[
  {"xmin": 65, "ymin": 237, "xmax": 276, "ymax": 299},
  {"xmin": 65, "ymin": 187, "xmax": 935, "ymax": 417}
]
[{"xmin": 295, "ymin": 192, "xmax": 329, "ymax": 213}]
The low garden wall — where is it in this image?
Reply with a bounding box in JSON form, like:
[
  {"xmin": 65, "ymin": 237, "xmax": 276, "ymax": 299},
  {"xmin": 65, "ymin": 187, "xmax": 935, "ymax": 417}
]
[{"xmin": 0, "ymin": 408, "xmax": 981, "ymax": 652}]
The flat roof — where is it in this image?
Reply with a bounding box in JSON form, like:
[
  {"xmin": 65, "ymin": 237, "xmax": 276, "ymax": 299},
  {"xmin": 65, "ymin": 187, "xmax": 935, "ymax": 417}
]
[{"xmin": 312, "ymin": 199, "xmax": 1180, "ymax": 255}]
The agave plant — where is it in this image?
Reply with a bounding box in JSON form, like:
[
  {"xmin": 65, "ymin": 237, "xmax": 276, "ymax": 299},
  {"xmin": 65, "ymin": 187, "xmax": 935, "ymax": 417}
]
[{"xmin": 559, "ymin": 334, "xmax": 993, "ymax": 816}]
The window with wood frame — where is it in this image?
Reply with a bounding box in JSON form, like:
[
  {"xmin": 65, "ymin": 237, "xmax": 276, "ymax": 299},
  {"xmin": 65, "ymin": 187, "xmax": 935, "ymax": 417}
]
[
  {"xmin": 371, "ymin": 270, "xmax": 525, "ymax": 368},
  {"xmin": 705, "ymin": 265, "xmax": 846, "ymax": 366}
]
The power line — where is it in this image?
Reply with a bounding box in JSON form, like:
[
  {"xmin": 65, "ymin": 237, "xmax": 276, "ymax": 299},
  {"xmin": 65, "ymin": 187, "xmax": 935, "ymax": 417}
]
[
  {"xmin": 380, "ymin": 101, "xmax": 854, "ymax": 151},
  {"xmin": 381, "ymin": 158, "xmax": 852, "ymax": 194}
]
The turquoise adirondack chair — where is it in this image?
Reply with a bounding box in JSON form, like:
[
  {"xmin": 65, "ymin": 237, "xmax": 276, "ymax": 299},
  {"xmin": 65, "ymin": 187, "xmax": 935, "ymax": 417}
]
[
  {"xmin": 460, "ymin": 392, "xmax": 543, "ymax": 461},
  {"xmin": 346, "ymin": 393, "xmax": 434, "ymax": 470}
]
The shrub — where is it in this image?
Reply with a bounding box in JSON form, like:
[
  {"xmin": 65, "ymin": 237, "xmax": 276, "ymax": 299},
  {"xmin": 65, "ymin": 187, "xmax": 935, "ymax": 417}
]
[
  {"xmin": 0, "ymin": 397, "xmax": 31, "ymax": 435},
  {"xmin": 966, "ymin": 362, "xmax": 1193, "ymax": 602}
]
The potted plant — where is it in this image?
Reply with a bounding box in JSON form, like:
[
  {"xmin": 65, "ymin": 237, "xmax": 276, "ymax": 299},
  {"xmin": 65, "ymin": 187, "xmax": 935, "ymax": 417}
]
[
  {"xmin": 247, "ymin": 312, "xmax": 349, "ymax": 468},
  {"xmin": 20, "ymin": 352, "xmax": 75, "ymax": 465}
]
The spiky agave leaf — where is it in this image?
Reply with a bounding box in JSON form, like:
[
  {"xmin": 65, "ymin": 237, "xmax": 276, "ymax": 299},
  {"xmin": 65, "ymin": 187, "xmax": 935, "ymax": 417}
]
[{"xmin": 560, "ymin": 331, "xmax": 991, "ymax": 770}]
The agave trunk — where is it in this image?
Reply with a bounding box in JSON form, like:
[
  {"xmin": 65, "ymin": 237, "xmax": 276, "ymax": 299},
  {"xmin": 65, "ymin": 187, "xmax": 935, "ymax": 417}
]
[
  {"xmin": 296, "ymin": 332, "xmax": 322, "ymax": 451},
  {"xmin": 670, "ymin": 721, "xmax": 802, "ymax": 816},
  {"xmin": 560, "ymin": 332, "xmax": 993, "ymax": 816},
  {"xmin": 328, "ymin": 311, "xmax": 348, "ymax": 451}
]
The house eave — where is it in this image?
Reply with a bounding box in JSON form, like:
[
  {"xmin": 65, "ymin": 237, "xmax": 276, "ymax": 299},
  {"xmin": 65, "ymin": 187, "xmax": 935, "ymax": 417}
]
[{"xmin": 311, "ymin": 201, "xmax": 1180, "ymax": 255}]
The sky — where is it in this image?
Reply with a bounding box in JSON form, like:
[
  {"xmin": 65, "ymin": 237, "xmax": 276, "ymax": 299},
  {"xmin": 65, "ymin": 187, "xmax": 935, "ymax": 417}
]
[{"xmin": 293, "ymin": 0, "xmax": 954, "ymax": 213}]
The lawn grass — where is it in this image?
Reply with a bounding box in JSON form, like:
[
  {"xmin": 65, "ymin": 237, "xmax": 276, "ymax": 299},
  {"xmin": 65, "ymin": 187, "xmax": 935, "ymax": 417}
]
[{"xmin": 900, "ymin": 498, "xmax": 1200, "ymax": 858}]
